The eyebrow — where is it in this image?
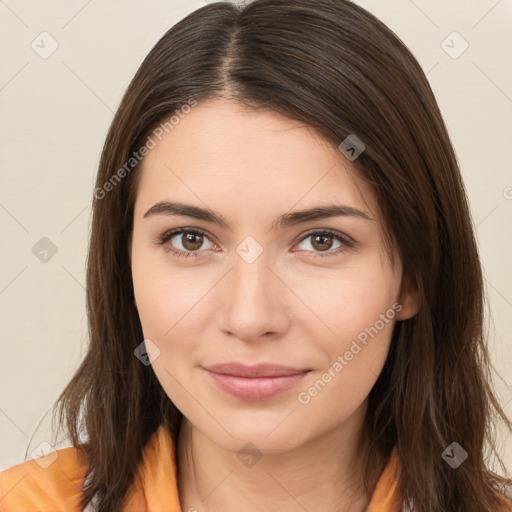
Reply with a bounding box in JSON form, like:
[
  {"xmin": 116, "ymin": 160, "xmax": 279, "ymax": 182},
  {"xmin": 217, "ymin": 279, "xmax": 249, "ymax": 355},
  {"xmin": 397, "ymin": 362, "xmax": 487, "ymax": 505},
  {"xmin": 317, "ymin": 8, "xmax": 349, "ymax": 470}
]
[{"xmin": 143, "ymin": 201, "xmax": 373, "ymax": 231}]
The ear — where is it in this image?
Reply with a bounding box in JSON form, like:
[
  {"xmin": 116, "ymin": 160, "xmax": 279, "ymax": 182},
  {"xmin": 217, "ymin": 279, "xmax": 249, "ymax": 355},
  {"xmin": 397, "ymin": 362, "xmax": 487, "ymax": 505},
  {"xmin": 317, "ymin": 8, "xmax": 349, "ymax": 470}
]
[{"xmin": 395, "ymin": 274, "xmax": 421, "ymax": 321}]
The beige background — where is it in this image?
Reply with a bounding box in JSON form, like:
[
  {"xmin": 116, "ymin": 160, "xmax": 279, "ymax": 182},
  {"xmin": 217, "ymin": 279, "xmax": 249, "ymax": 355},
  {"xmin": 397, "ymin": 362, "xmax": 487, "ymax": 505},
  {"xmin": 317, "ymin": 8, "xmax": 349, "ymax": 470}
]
[{"xmin": 1, "ymin": 0, "xmax": 511, "ymax": 475}]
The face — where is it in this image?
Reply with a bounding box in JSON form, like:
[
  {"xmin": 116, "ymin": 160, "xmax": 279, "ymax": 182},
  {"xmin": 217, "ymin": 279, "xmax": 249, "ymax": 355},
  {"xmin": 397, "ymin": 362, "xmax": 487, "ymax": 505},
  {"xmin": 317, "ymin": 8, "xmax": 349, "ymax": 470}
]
[{"xmin": 130, "ymin": 98, "xmax": 418, "ymax": 454}]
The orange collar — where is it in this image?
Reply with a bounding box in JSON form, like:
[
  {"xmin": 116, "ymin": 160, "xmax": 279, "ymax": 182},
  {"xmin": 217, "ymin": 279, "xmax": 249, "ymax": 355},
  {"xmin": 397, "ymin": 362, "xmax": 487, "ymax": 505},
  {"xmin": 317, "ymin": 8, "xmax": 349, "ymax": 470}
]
[
  {"xmin": 0, "ymin": 425, "xmax": 402, "ymax": 511},
  {"xmin": 126, "ymin": 426, "xmax": 402, "ymax": 511}
]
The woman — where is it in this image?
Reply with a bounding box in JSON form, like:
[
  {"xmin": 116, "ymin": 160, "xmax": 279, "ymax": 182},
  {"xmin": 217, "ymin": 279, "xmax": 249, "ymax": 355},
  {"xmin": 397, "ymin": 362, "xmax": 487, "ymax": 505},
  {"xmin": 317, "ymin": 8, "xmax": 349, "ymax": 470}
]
[{"xmin": 1, "ymin": 1, "xmax": 511, "ymax": 511}]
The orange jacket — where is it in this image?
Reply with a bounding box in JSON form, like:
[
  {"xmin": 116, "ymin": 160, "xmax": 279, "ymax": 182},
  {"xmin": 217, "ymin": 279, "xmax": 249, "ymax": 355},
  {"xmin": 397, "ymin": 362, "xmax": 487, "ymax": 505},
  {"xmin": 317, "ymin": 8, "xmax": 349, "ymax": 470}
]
[{"xmin": 0, "ymin": 425, "xmax": 504, "ymax": 512}]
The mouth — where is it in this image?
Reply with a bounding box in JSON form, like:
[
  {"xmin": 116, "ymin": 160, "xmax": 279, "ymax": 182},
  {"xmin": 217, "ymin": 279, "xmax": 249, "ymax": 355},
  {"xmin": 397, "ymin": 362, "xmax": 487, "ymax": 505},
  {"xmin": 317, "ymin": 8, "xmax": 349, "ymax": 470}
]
[{"xmin": 202, "ymin": 362, "xmax": 311, "ymax": 401}]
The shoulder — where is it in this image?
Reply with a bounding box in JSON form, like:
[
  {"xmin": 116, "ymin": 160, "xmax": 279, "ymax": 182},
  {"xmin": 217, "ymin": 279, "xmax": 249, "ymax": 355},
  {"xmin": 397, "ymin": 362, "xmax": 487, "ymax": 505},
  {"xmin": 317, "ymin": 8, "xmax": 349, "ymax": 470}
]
[{"xmin": 0, "ymin": 445, "xmax": 89, "ymax": 512}]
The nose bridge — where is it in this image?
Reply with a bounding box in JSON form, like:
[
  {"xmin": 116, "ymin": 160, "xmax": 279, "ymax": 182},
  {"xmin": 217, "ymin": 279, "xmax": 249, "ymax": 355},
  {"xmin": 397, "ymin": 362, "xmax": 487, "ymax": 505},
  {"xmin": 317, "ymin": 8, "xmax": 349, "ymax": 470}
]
[
  {"xmin": 231, "ymin": 240, "xmax": 273, "ymax": 308},
  {"xmin": 220, "ymin": 237, "xmax": 288, "ymax": 340},
  {"xmin": 230, "ymin": 231, "xmax": 266, "ymax": 278}
]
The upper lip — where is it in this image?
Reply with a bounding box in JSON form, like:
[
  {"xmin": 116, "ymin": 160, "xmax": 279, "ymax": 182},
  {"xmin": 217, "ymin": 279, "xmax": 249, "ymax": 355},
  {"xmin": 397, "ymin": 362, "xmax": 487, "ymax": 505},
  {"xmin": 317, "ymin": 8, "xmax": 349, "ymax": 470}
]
[{"xmin": 203, "ymin": 362, "xmax": 310, "ymax": 378}]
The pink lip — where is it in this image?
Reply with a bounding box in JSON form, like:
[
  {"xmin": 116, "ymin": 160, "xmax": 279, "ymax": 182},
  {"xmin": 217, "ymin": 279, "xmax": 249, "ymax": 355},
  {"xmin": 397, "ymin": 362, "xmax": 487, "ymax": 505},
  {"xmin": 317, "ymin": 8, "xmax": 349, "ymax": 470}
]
[{"xmin": 203, "ymin": 362, "xmax": 311, "ymax": 401}]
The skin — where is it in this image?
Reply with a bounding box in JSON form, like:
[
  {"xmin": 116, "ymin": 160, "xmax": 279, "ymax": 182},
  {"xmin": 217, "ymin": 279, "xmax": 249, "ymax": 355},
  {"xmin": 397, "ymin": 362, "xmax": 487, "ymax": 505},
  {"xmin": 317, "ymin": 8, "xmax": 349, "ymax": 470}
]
[{"xmin": 130, "ymin": 98, "xmax": 419, "ymax": 512}]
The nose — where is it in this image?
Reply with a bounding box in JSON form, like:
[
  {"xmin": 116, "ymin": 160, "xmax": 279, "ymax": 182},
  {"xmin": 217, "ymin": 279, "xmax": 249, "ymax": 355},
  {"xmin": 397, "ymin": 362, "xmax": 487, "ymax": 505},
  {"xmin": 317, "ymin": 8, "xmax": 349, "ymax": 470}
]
[{"xmin": 218, "ymin": 250, "xmax": 290, "ymax": 343}]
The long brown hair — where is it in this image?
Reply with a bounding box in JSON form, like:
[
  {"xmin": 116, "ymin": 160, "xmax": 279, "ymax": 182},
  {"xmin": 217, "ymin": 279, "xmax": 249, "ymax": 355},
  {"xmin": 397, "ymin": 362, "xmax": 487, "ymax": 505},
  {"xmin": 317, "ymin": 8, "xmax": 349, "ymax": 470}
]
[{"xmin": 51, "ymin": 1, "xmax": 512, "ymax": 510}]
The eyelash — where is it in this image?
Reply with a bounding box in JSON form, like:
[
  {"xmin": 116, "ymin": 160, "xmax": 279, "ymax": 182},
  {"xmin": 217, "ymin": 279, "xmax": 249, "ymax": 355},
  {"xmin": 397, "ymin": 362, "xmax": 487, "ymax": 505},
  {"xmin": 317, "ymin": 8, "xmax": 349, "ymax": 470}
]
[{"xmin": 155, "ymin": 227, "xmax": 354, "ymax": 260}]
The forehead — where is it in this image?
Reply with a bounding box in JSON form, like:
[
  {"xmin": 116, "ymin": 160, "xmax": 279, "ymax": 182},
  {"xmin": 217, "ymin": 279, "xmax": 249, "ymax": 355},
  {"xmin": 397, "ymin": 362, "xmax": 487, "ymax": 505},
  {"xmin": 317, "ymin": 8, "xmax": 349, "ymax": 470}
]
[{"xmin": 135, "ymin": 98, "xmax": 378, "ymax": 222}]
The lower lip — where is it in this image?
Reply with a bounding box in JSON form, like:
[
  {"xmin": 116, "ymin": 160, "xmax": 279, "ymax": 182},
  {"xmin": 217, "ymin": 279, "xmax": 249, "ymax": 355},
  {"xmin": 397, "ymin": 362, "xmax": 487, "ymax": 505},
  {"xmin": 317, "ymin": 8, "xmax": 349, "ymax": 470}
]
[{"xmin": 204, "ymin": 370, "xmax": 310, "ymax": 401}]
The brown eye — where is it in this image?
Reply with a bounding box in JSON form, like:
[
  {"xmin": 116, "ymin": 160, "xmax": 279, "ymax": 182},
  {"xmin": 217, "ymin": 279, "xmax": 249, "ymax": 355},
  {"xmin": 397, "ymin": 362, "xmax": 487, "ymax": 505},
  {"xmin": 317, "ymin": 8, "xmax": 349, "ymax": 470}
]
[
  {"xmin": 179, "ymin": 232, "xmax": 204, "ymax": 251},
  {"xmin": 310, "ymin": 234, "xmax": 335, "ymax": 252},
  {"xmin": 294, "ymin": 230, "xmax": 352, "ymax": 258},
  {"xmin": 157, "ymin": 228, "xmax": 216, "ymax": 259}
]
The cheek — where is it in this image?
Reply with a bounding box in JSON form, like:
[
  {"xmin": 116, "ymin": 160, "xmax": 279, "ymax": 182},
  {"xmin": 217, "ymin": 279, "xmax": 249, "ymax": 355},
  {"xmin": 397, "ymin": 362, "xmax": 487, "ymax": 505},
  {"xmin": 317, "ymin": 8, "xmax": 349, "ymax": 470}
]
[
  {"xmin": 131, "ymin": 241, "xmax": 211, "ymax": 341},
  {"xmin": 131, "ymin": 258, "xmax": 202, "ymax": 408},
  {"xmin": 292, "ymin": 265, "xmax": 400, "ymax": 417},
  {"xmin": 133, "ymin": 274, "xmax": 197, "ymax": 339},
  {"xmin": 292, "ymin": 261, "xmax": 400, "ymax": 344},
  {"xmin": 131, "ymin": 249, "xmax": 217, "ymax": 408}
]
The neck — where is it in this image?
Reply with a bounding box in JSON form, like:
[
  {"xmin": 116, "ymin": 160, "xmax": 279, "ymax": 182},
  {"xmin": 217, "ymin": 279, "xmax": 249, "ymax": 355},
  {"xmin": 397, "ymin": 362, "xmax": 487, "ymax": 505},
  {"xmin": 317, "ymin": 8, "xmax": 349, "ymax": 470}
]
[{"xmin": 176, "ymin": 402, "xmax": 383, "ymax": 512}]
